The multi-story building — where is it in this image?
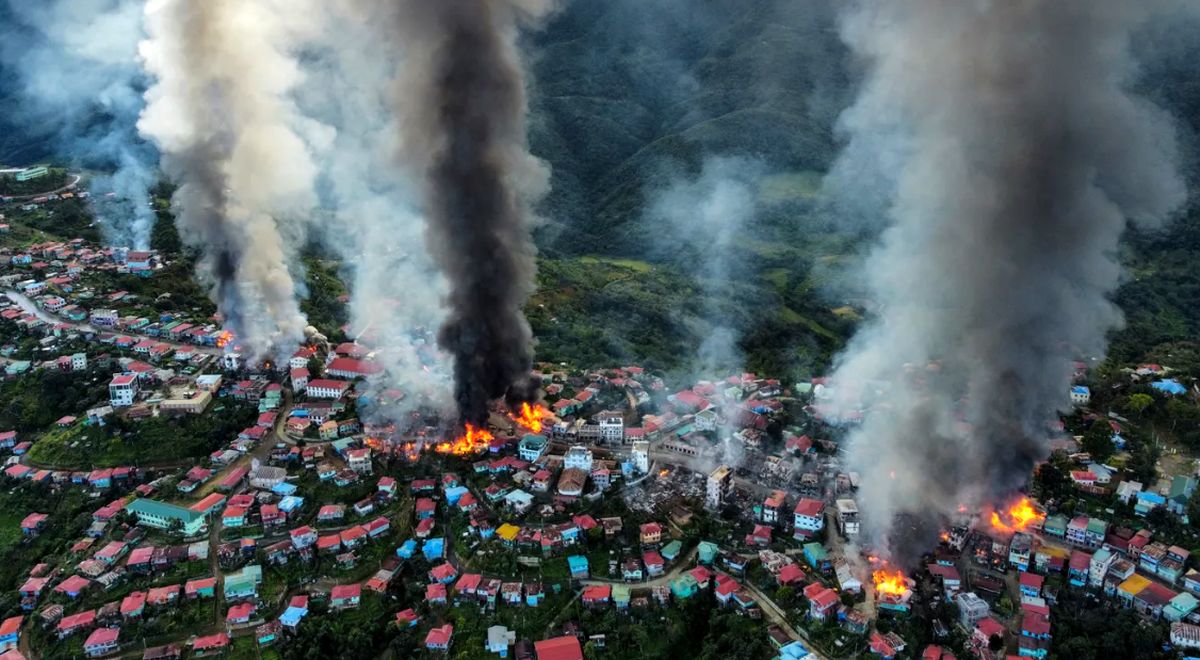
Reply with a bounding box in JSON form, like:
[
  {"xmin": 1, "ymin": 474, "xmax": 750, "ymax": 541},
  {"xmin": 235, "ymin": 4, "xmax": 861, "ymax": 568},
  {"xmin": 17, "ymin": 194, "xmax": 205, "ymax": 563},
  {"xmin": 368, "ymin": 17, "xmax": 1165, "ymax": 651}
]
[
  {"xmin": 125, "ymin": 499, "xmax": 206, "ymax": 536},
  {"xmin": 1009, "ymin": 532, "xmax": 1033, "ymax": 571},
  {"xmin": 1089, "ymin": 547, "xmax": 1115, "ymax": 588},
  {"xmin": 563, "ymin": 446, "xmax": 594, "ymax": 473},
  {"xmin": 305, "ymin": 379, "xmax": 352, "ymax": 400},
  {"xmin": 518, "ymin": 435, "xmax": 548, "ymax": 462},
  {"xmin": 836, "ymin": 499, "xmax": 860, "ymax": 537},
  {"xmin": 109, "ymin": 373, "xmax": 139, "ymax": 408},
  {"xmin": 597, "ymin": 412, "xmax": 624, "ymax": 444},
  {"xmin": 956, "ymin": 592, "xmax": 990, "ymax": 629},
  {"xmin": 90, "ymin": 309, "xmax": 118, "ymax": 327},
  {"xmin": 631, "ymin": 441, "xmax": 650, "ymax": 474},
  {"xmin": 706, "ymin": 465, "xmax": 732, "ymax": 511},
  {"xmin": 793, "ymin": 498, "xmax": 825, "ymax": 540},
  {"xmin": 70, "ymin": 353, "xmax": 87, "ymax": 371}
]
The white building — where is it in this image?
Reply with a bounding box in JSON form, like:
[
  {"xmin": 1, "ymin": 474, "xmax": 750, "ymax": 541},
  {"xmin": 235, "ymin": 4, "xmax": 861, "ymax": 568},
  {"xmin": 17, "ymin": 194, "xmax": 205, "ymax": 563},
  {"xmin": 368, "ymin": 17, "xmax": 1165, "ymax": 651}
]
[
  {"xmin": 694, "ymin": 408, "xmax": 718, "ymax": 432},
  {"xmin": 793, "ymin": 498, "xmax": 825, "ymax": 538},
  {"xmin": 706, "ymin": 465, "xmax": 732, "ymax": 511},
  {"xmin": 835, "ymin": 499, "xmax": 860, "ymax": 537},
  {"xmin": 956, "ymin": 592, "xmax": 990, "ymax": 629},
  {"xmin": 563, "ymin": 446, "xmax": 593, "ymax": 473},
  {"xmin": 90, "ymin": 309, "xmax": 118, "ymax": 327},
  {"xmin": 631, "ymin": 441, "xmax": 650, "ymax": 474},
  {"xmin": 222, "ymin": 352, "xmax": 242, "ymax": 371},
  {"xmin": 109, "ymin": 373, "xmax": 139, "ymax": 407},
  {"xmin": 1171, "ymin": 622, "xmax": 1200, "ymax": 650},
  {"xmin": 1070, "ymin": 385, "xmax": 1091, "ymax": 406},
  {"xmin": 597, "ymin": 411, "xmax": 624, "ymax": 444},
  {"xmin": 305, "ymin": 379, "xmax": 351, "ymax": 400},
  {"xmin": 1089, "ymin": 547, "xmax": 1115, "ymax": 587},
  {"xmin": 70, "ymin": 352, "xmax": 87, "ymax": 371}
]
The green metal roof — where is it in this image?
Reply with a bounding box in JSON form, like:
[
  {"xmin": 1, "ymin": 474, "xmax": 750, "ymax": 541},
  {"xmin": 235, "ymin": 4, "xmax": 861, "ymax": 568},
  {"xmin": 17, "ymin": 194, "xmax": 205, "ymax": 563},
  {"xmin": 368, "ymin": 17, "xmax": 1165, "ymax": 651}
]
[{"xmin": 125, "ymin": 498, "xmax": 204, "ymax": 523}]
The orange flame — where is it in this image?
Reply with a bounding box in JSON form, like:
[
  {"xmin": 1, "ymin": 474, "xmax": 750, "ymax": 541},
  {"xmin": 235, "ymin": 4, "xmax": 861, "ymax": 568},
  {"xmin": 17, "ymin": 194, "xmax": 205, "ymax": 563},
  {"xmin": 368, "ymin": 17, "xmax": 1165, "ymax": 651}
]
[
  {"xmin": 939, "ymin": 531, "xmax": 951, "ymax": 543},
  {"xmin": 872, "ymin": 568, "xmax": 910, "ymax": 598},
  {"xmin": 434, "ymin": 423, "xmax": 494, "ymax": 456},
  {"xmin": 988, "ymin": 496, "xmax": 1045, "ymax": 534},
  {"xmin": 215, "ymin": 330, "xmax": 233, "ymax": 349},
  {"xmin": 658, "ymin": 468, "xmax": 670, "ymax": 478},
  {"xmin": 508, "ymin": 402, "xmax": 547, "ymax": 434}
]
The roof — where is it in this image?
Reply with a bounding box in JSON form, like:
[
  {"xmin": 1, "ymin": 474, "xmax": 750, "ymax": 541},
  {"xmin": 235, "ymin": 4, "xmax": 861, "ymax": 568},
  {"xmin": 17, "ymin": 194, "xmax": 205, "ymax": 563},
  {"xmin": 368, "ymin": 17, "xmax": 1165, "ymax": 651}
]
[
  {"xmin": 794, "ymin": 498, "xmax": 823, "ymax": 516},
  {"xmin": 125, "ymin": 499, "xmax": 204, "ymax": 524},
  {"xmin": 84, "ymin": 626, "xmax": 119, "ymax": 647},
  {"xmin": 425, "ymin": 624, "xmax": 453, "ymax": 647},
  {"xmin": 534, "ymin": 635, "xmax": 584, "ymax": 660},
  {"xmin": 976, "ymin": 616, "xmax": 1005, "ymax": 639}
]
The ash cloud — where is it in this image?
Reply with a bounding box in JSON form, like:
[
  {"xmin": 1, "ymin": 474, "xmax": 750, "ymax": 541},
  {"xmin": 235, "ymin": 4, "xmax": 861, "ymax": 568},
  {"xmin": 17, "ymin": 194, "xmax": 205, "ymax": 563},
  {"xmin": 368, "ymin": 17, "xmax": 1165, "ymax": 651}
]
[
  {"xmin": 826, "ymin": 0, "xmax": 1188, "ymax": 564},
  {"xmin": 0, "ymin": 0, "xmax": 157, "ymax": 249},
  {"xmin": 388, "ymin": 0, "xmax": 555, "ymax": 425},
  {"xmin": 138, "ymin": 0, "xmax": 324, "ymax": 361}
]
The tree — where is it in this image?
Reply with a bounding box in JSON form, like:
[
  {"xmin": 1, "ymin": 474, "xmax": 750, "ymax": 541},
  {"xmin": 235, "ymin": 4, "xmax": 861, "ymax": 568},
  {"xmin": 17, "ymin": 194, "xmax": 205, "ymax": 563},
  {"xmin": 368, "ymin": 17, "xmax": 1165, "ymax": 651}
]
[
  {"xmin": 1080, "ymin": 420, "xmax": 1115, "ymax": 463},
  {"xmin": 1034, "ymin": 451, "xmax": 1071, "ymax": 501},
  {"xmin": 1127, "ymin": 393, "xmax": 1153, "ymax": 418}
]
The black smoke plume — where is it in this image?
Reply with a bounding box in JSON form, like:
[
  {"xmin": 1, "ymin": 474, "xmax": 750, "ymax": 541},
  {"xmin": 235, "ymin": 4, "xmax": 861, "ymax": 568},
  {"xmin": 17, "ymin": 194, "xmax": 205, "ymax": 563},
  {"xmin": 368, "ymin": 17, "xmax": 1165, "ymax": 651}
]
[{"xmin": 391, "ymin": 1, "xmax": 553, "ymax": 425}]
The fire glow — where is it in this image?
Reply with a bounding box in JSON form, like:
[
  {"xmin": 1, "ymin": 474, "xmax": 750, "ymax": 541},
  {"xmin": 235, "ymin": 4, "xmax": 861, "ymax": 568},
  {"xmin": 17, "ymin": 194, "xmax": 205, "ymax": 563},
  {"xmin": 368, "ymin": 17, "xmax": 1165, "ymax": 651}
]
[
  {"xmin": 988, "ymin": 496, "xmax": 1045, "ymax": 534},
  {"xmin": 873, "ymin": 568, "xmax": 910, "ymax": 598},
  {"xmin": 508, "ymin": 402, "xmax": 547, "ymax": 434},
  {"xmin": 434, "ymin": 423, "xmax": 494, "ymax": 456}
]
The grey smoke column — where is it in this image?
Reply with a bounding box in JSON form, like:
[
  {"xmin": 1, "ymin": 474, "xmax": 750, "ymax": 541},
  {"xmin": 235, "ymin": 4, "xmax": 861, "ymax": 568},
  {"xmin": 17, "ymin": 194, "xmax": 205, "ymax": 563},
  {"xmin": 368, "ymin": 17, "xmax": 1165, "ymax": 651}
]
[
  {"xmin": 0, "ymin": 0, "xmax": 157, "ymax": 249},
  {"xmin": 391, "ymin": 0, "xmax": 553, "ymax": 425},
  {"xmin": 138, "ymin": 0, "xmax": 322, "ymax": 360},
  {"xmin": 827, "ymin": 0, "xmax": 1186, "ymax": 562}
]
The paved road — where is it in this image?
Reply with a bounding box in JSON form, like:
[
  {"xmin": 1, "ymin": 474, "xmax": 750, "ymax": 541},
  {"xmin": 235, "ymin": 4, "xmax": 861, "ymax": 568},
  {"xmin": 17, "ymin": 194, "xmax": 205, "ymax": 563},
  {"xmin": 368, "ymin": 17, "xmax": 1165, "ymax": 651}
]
[
  {"xmin": 4, "ymin": 289, "xmax": 223, "ymax": 356},
  {"xmin": 739, "ymin": 578, "xmax": 831, "ymax": 660},
  {"xmin": 0, "ymin": 173, "xmax": 82, "ymax": 202}
]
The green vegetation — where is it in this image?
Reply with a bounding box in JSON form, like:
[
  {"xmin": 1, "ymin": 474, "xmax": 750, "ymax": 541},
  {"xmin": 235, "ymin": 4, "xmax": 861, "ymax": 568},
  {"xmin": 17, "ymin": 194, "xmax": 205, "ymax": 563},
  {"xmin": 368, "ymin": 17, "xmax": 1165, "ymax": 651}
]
[
  {"xmin": 0, "ymin": 485, "xmax": 95, "ymax": 616},
  {"xmin": 8, "ymin": 198, "xmax": 101, "ymax": 243},
  {"xmin": 299, "ymin": 254, "xmax": 349, "ymax": 342},
  {"xmin": 0, "ymin": 369, "xmax": 109, "ymax": 433},
  {"xmin": 80, "ymin": 258, "xmax": 216, "ymax": 317},
  {"xmin": 0, "ymin": 167, "xmax": 68, "ymax": 196},
  {"xmin": 27, "ymin": 401, "xmax": 255, "ymax": 468}
]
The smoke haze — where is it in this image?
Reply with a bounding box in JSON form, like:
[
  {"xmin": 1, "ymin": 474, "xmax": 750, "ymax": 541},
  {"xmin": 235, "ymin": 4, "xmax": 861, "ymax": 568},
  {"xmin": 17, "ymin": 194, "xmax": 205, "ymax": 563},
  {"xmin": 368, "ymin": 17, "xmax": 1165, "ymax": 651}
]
[
  {"xmin": 389, "ymin": 0, "xmax": 554, "ymax": 425},
  {"xmin": 826, "ymin": 0, "xmax": 1187, "ymax": 563},
  {"xmin": 0, "ymin": 0, "xmax": 157, "ymax": 249},
  {"xmin": 138, "ymin": 0, "xmax": 323, "ymax": 360},
  {"xmin": 296, "ymin": 2, "xmax": 454, "ymax": 421}
]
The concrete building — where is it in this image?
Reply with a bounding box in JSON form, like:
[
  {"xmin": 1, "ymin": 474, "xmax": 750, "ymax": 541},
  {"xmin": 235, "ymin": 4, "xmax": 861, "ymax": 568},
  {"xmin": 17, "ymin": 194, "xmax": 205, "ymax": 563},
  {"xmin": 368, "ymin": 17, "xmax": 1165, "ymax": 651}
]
[
  {"xmin": 706, "ymin": 465, "xmax": 732, "ymax": 511},
  {"xmin": 109, "ymin": 373, "xmax": 138, "ymax": 408},
  {"xmin": 956, "ymin": 592, "xmax": 990, "ymax": 629},
  {"xmin": 563, "ymin": 446, "xmax": 593, "ymax": 473},
  {"xmin": 631, "ymin": 441, "xmax": 650, "ymax": 474},
  {"xmin": 125, "ymin": 499, "xmax": 206, "ymax": 536},
  {"xmin": 518, "ymin": 435, "xmax": 548, "ymax": 462},
  {"xmin": 90, "ymin": 309, "xmax": 118, "ymax": 327},
  {"xmin": 836, "ymin": 499, "xmax": 860, "ymax": 537},
  {"xmin": 596, "ymin": 411, "xmax": 624, "ymax": 444}
]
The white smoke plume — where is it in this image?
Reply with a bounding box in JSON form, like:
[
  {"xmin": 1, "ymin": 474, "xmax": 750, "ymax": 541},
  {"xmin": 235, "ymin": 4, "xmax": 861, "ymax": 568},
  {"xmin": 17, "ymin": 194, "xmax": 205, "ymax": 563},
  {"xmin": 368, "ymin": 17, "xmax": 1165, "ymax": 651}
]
[
  {"xmin": 137, "ymin": 0, "xmax": 324, "ymax": 361},
  {"xmin": 296, "ymin": 2, "xmax": 454, "ymax": 421},
  {"xmin": 0, "ymin": 0, "xmax": 157, "ymax": 249},
  {"xmin": 826, "ymin": 0, "xmax": 1187, "ymax": 563},
  {"xmin": 647, "ymin": 157, "xmax": 764, "ymax": 465}
]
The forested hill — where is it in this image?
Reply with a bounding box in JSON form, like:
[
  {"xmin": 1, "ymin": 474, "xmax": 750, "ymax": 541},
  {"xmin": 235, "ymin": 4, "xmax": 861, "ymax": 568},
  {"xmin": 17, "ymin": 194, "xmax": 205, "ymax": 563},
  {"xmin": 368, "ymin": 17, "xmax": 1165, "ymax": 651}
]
[{"xmin": 527, "ymin": 0, "xmax": 849, "ymax": 256}]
